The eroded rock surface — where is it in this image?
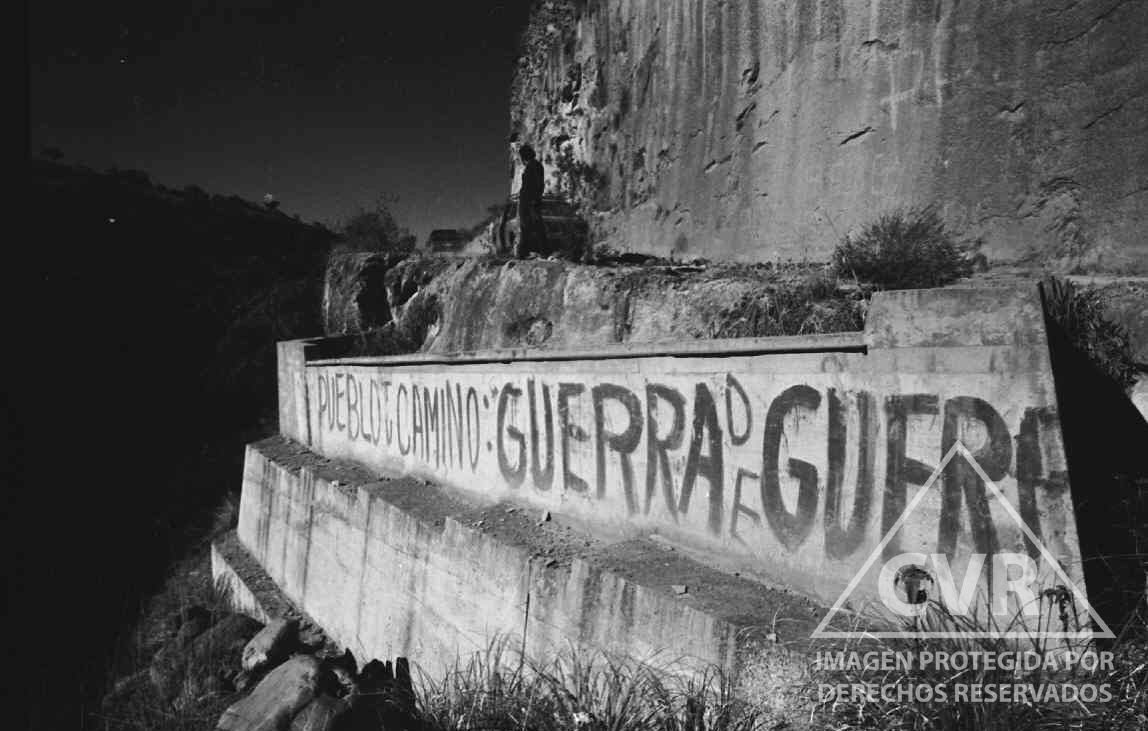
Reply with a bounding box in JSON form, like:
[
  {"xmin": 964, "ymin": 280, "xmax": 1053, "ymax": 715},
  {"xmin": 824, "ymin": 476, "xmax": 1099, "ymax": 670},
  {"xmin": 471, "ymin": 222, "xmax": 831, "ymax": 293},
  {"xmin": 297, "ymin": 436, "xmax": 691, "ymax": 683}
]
[
  {"xmin": 322, "ymin": 255, "xmax": 864, "ymax": 355},
  {"xmin": 511, "ymin": 0, "xmax": 1148, "ymax": 272}
]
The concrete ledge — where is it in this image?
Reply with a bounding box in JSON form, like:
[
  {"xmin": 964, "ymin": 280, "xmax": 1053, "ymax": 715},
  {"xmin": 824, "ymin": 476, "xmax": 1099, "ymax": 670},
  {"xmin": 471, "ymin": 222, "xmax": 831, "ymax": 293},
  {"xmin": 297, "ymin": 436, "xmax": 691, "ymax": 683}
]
[
  {"xmin": 212, "ymin": 530, "xmax": 298, "ymax": 625},
  {"xmin": 212, "ymin": 529, "xmax": 339, "ymax": 654},
  {"xmin": 228, "ymin": 436, "xmax": 819, "ymax": 689}
]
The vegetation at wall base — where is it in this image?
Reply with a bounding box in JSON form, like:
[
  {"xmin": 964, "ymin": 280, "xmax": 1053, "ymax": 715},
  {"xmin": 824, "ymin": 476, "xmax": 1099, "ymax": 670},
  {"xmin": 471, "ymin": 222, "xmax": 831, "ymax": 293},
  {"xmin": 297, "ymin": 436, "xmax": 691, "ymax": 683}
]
[
  {"xmin": 1041, "ymin": 276, "xmax": 1141, "ymax": 392},
  {"xmin": 97, "ymin": 549, "xmax": 241, "ymax": 731},
  {"xmin": 810, "ymin": 601, "xmax": 1148, "ymax": 731},
  {"xmin": 832, "ymin": 206, "xmax": 977, "ymax": 291},
  {"xmin": 712, "ymin": 267, "xmax": 869, "ymax": 338},
  {"xmin": 414, "ymin": 638, "xmax": 780, "ymax": 731}
]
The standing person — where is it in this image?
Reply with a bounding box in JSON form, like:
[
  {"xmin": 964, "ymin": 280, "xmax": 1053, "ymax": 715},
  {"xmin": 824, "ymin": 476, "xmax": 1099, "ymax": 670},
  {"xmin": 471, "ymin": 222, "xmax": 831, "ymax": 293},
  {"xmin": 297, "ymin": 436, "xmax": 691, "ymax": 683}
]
[{"xmin": 516, "ymin": 144, "xmax": 547, "ymax": 258}]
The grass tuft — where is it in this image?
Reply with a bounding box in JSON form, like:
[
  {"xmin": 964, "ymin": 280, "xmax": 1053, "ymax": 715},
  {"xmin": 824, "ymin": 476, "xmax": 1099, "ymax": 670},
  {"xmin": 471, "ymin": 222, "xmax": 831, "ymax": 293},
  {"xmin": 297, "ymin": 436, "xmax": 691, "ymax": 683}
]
[
  {"xmin": 1041, "ymin": 276, "xmax": 1141, "ymax": 391},
  {"xmin": 414, "ymin": 638, "xmax": 775, "ymax": 731},
  {"xmin": 809, "ymin": 598, "xmax": 1148, "ymax": 731},
  {"xmin": 712, "ymin": 268, "xmax": 868, "ymax": 338}
]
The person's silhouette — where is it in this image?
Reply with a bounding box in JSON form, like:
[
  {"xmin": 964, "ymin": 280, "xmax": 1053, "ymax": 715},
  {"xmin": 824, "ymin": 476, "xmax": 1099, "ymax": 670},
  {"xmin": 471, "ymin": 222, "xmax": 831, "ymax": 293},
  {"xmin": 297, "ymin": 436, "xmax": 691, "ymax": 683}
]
[{"xmin": 516, "ymin": 144, "xmax": 547, "ymax": 257}]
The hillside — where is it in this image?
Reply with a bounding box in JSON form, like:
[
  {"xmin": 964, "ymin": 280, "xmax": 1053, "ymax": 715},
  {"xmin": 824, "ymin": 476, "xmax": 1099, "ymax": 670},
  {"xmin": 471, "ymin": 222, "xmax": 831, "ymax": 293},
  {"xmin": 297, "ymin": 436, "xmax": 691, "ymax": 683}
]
[{"xmin": 19, "ymin": 160, "xmax": 335, "ymax": 728}]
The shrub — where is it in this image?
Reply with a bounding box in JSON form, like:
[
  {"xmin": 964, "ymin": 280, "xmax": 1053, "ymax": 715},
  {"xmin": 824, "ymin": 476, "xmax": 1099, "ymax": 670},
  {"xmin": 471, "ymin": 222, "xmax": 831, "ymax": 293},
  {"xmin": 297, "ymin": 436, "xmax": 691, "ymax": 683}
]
[
  {"xmin": 1041, "ymin": 276, "xmax": 1140, "ymax": 391},
  {"xmin": 335, "ymin": 194, "xmax": 416, "ymax": 255},
  {"xmin": 713, "ymin": 269, "xmax": 868, "ymax": 338},
  {"xmin": 833, "ymin": 206, "xmax": 974, "ymax": 290}
]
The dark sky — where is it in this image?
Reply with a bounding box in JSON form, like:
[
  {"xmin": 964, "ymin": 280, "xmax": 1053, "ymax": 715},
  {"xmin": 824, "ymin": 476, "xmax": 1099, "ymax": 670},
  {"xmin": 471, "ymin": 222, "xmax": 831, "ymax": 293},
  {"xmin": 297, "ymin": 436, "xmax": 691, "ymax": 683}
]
[{"xmin": 29, "ymin": 0, "xmax": 536, "ymax": 241}]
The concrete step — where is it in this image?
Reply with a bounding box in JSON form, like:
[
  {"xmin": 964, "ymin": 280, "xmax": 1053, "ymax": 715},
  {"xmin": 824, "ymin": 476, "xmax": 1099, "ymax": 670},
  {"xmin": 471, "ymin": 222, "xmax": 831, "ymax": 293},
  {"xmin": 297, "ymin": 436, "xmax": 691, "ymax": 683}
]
[
  {"xmin": 218, "ymin": 435, "xmax": 828, "ymax": 699},
  {"xmin": 212, "ymin": 529, "xmax": 337, "ymax": 656}
]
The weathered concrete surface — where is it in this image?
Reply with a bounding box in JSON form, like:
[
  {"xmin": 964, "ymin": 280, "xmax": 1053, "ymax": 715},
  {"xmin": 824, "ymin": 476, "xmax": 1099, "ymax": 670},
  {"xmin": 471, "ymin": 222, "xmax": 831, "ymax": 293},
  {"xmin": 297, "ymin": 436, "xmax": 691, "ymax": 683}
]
[
  {"xmin": 287, "ymin": 285, "xmax": 1088, "ymax": 633},
  {"xmin": 212, "ymin": 532, "xmax": 335, "ymax": 653},
  {"xmin": 511, "ymin": 0, "xmax": 1148, "ymax": 271},
  {"xmin": 213, "ymin": 537, "xmax": 281, "ymax": 625},
  {"xmin": 232, "ymin": 435, "xmax": 814, "ymax": 691}
]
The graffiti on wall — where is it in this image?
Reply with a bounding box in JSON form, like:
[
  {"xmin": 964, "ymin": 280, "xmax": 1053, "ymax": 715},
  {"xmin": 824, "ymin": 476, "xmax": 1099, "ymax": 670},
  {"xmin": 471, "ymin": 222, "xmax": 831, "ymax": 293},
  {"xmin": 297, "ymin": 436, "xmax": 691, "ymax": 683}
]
[
  {"xmin": 315, "ymin": 372, "xmax": 484, "ymax": 470},
  {"xmin": 310, "ymin": 367, "xmax": 1066, "ymax": 567}
]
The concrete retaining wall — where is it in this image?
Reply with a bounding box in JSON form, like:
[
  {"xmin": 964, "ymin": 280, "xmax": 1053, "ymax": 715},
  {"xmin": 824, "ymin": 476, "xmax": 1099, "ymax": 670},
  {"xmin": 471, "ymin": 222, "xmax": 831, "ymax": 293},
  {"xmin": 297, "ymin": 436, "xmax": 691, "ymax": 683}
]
[
  {"xmin": 272, "ymin": 285, "xmax": 1087, "ymax": 631},
  {"xmin": 234, "ymin": 436, "xmax": 816, "ymax": 689}
]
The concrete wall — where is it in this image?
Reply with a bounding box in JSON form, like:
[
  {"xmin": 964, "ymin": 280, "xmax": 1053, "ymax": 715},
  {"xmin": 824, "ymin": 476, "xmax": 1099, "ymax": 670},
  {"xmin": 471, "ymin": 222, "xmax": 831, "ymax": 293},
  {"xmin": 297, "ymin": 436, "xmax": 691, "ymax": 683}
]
[
  {"xmin": 235, "ymin": 436, "xmax": 815, "ymax": 688},
  {"xmin": 511, "ymin": 0, "xmax": 1148, "ymax": 271},
  {"xmin": 286, "ymin": 285, "xmax": 1086, "ymax": 628}
]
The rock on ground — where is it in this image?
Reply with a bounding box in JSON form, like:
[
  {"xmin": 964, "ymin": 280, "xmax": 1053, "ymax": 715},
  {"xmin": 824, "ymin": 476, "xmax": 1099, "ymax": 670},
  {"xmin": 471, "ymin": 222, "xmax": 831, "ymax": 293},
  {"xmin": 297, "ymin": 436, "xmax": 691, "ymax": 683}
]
[
  {"xmin": 243, "ymin": 617, "xmax": 299, "ymax": 673},
  {"xmin": 289, "ymin": 694, "xmax": 349, "ymax": 731},
  {"xmin": 216, "ymin": 654, "xmax": 322, "ymax": 731}
]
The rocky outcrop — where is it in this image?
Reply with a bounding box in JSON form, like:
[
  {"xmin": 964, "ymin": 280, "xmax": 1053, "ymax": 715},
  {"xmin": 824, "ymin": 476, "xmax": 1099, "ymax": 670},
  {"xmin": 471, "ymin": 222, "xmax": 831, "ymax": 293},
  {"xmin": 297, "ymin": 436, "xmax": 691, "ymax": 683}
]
[
  {"xmin": 321, "ymin": 255, "xmax": 866, "ymax": 354},
  {"xmin": 322, "ymin": 252, "xmax": 458, "ymax": 338},
  {"xmin": 215, "ymin": 637, "xmax": 419, "ymax": 731},
  {"xmin": 510, "ymin": 0, "xmax": 1148, "ymax": 272},
  {"xmin": 321, "ymin": 250, "xmax": 407, "ymax": 335}
]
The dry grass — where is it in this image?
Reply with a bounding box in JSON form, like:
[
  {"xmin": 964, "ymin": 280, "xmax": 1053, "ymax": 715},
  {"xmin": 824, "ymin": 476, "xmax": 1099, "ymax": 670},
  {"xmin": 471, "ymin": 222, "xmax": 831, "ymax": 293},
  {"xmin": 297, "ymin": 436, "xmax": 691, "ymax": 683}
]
[
  {"xmin": 414, "ymin": 638, "xmax": 777, "ymax": 731},
  {"xmin": 712, "ymin": 268, "xmax": 868, "ymax": 338},
  {"xmin": 95, "ymin": 491, "xmax": 246, "ymax": 731},
  {"xmin": 1041, "ymin": 276, "xmax": 1141, "ymax": 391},
  {"xmin": 807, "ymin": 599, "xmax": 1148, "ymax": 730}
]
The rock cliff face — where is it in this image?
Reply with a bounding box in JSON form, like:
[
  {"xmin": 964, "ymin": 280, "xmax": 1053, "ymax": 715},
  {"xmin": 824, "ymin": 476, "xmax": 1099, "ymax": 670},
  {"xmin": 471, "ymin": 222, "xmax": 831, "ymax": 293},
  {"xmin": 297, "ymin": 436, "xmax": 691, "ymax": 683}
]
[{"xmin": 510, "ymin": 0, "xmax": 1148, "ymax": 272}]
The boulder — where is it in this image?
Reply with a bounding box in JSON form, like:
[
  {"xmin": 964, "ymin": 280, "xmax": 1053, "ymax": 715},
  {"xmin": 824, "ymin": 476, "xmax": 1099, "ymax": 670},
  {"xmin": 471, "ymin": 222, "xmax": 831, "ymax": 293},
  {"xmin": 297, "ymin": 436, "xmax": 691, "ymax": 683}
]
[
  {"xmin": 346, "ymin": 657, "xmax": 417, "ymax": 731},
  {"xmin": 318, "ymin": 649, "xmax": 358, "ymax": 698},
  {"xmin": 243, "ymin": 617, "xmax": 299, "ymax": 673},
  {"xmin": 217, "ymin": 654, "xmax": 322, "ymax": 731},
  {"xmin": 290, "ymin": 694, "xmax": 350, "ymax": 731}
]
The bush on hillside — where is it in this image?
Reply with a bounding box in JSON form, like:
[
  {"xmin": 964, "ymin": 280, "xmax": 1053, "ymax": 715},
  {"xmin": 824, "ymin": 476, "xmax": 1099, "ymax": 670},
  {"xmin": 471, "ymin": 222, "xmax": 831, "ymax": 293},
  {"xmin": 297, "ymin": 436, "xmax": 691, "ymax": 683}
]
[
  {"xmin": 833, "ymin": 205, "xmax": 975, "ymax": 290},
  {"xmin": 335, "ymin": 194, "xmax": 416, "ymax": 255}
]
